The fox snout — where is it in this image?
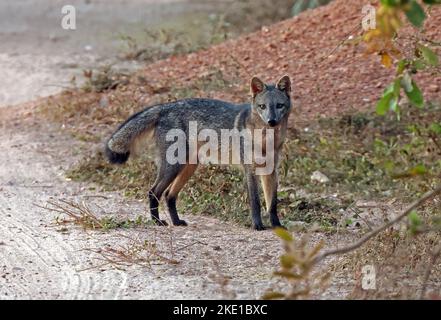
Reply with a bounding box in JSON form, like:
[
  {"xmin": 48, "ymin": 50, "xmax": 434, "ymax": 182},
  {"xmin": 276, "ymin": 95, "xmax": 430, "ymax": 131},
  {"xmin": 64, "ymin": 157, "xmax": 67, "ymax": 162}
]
[{"xmin": 267, "ymin": 119, "xmax": 277, "ymax": 127}]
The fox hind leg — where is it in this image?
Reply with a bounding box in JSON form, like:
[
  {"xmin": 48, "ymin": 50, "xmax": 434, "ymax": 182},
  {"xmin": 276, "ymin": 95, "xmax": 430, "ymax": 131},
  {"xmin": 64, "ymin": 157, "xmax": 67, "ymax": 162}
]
[
  {"xmin": 149, "ymin": 162, "xmax": 183, "ymax": 226},
  {"xmin": 164, "ymin": 164, "xmax": 198, "ymax": 226}
]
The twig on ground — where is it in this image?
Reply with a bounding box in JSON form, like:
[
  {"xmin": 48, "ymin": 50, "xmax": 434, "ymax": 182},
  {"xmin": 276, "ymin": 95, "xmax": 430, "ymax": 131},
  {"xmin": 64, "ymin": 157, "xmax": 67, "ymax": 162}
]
[
  {"xmin": 82, "ymin": 195, "xmax": 109, "ymax": 200},
  {"xmin": 176, "ymin": 240, "xmax": 208, "ymax": 251}
]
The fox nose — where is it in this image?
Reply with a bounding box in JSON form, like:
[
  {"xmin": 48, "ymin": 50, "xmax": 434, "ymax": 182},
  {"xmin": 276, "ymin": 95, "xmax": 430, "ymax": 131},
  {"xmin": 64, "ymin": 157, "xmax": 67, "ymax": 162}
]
[{"xmin": 267, "ymin": 120, "xmax": 277, "ymax": 127}]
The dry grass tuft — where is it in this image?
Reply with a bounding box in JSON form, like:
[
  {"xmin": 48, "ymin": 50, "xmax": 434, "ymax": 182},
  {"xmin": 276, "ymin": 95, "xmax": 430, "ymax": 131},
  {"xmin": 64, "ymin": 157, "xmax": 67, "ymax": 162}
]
[{"xmin": 83, "ymin": 233, "xmax": 179, "ymax": 271}]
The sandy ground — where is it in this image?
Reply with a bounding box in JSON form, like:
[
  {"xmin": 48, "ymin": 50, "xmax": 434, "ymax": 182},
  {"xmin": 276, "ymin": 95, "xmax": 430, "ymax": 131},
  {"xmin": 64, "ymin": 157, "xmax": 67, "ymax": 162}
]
[{"xmin": 0, "ymin": 0, "xmax": 226, "ymax": 107}]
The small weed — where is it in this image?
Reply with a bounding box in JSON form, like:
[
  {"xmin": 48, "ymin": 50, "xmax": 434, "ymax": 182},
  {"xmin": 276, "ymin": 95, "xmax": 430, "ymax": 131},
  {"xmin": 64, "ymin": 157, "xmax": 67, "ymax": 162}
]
[
  {"xmin": 82, "ymin": 66, "xmax": 130, "ymax": 93},
  {"xmin": 263, "ymin": 228, "xmax": 330, "ymax": 299},
  {"xmin": 83, "ymin": 233, "xmax": 179, "ymax": 271},
  {"xmin": 168, "ymin": 68, "xmax": 232, "ymax": 100}
]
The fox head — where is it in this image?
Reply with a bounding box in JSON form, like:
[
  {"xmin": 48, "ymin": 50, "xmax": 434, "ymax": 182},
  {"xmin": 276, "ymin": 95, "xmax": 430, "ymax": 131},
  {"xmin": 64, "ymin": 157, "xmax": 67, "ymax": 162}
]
[{"xmin": 250, "ymin": 75, "xmax": 292, "ymax": 127}]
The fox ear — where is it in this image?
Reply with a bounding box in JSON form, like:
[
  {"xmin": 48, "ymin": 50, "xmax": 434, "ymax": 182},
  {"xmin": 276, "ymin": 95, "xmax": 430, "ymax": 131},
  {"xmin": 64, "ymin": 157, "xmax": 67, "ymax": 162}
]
[
  {"xmin": 276, "ymin": 75, "xmax": 291, "ymax": 95},
  {"xmin": 250, "ymin": 76, "xmax": 266, "ymax": 97}
]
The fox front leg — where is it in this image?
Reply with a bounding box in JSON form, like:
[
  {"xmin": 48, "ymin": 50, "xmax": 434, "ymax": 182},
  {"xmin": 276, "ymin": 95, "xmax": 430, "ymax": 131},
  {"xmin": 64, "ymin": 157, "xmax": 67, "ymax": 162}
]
[
  {"xmin": 260, "ymin": 172, "xmax": 283, "ymax": 228},
  {"xmin": 245, "ymin": 167, "xmax": 265, "ymax": 230}
]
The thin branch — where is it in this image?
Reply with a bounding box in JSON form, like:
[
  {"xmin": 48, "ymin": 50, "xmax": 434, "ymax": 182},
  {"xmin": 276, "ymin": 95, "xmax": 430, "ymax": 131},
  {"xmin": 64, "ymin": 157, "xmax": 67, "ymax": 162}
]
[
  {"xmin": 82, "ymin": 195, "xmax": 109, "ymax": 200},
  {"xmin": 319, "ymin": 21, "xmax": 361, "ymax": 63},
  {"xmin": 313, "ymin": 185, "xmax": 441, "ymax": 265}
]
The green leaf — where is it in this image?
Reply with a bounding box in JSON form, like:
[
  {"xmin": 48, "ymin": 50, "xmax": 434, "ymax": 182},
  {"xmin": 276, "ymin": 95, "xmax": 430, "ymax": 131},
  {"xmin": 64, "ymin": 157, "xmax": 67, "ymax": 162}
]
[
  {"xmin": 396, "ymin": 59, "xmax": 408, "ymax": 75},
  {"xmin": 401, "ymin": 72, "xmax": 413, "ymax": 92},
  {"xmin": 405, "ymin": 1, "xmax": 426, "ymax": 28},
  {"xmin": 430, "ymin": 123, "xmax": 441, "ymax": 135},
  {"xmin": 377, "ymin": 80, "xmax": 401, "ymax": 115},
  {"xmin": 385, "ymin": 79, "xmax": 401, "ymax": 95},
  {"xmin": 423, "ymin": 0, "xmax": 441, "ymax": 4},
  {"xmin": 408, "ymin": 210, "xmax": 421, "ymax": 224},
  {"xmin": 381, "ymin": 0, "xmax": 401, "ymax": 6},
  {"xmin": 408, "ymin": 210, "xmax": 423, "ymax": 235},
  {"xmin": 280, "ymin": 254, "xmax": 297, "ymax": 269},
  {"xmin": 404, "ymin": 80, "xmax": 424, "ymax": 108},
  {"xmin": 412, "ymin": 59, "xmax": 426, "ymax": 70},
  {"xmin": 392, "ymin": 78, "xmax": 401, "ymax": 95},
  {"xmin": 374, "ymin": 138, "xmax": 387, "ymax": 149},
  {"xmin": 419, "ymin": 45, "xmax": 439, "ymax": 66},
  {"xmin": 383, "ymin": 160, "xmax": 395, "ymax": 172},
  {"xmin": 409, "ymin": 164, "xmax": 427, "ymax": 175},
  {"xmin": 274, "ymin": 227, "xmax": 293, "ymax": 242},
  {"xmin": 393, "ymin": 164, "xmax": 428, "ymax": 178},
  {"xmin": 376, "ymin": 92, "xmax": 393, "ymax": 115},
  {"xmin": 389, "ymin": 95, "xmax": 399, "ymax": 113},
  {"xmin": 376, "ymin": 77, "xmax": 401, "ymax": 116}
]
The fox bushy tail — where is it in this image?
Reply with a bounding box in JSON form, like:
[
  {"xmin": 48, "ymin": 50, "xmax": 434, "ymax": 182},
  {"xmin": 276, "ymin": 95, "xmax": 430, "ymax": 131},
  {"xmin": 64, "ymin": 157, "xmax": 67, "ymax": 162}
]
[{"xmin": 105, "ymin": 107, "xmax": 159, "ymax": 164}]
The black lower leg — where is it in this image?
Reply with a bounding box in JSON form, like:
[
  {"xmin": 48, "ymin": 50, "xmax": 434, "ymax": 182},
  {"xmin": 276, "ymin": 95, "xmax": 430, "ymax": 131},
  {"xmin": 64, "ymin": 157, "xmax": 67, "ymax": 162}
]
[
  {"xmin": 166, "ymin": 195, "xmax": 187, "ymax": 226},
  {"xmin": 269, "ymin": 200, "xmax": 282, "ymax": 227},
  {"xmin": 246, "ymin": 171, "xmax": 265, "ymax": 230}
]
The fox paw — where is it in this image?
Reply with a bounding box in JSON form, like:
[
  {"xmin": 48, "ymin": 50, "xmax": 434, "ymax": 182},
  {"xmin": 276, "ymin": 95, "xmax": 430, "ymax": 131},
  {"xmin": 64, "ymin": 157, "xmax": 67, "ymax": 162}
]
[{"xmin": 173, "ymin": 219, "xmax": 188, "ymax": 226}]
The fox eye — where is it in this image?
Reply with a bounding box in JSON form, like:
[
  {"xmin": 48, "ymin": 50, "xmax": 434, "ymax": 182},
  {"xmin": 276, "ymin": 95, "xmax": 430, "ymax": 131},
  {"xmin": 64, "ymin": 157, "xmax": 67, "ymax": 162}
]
[
  {"xmin": 258, "ymin": 104, "xmax": 266, "ymax": 110},
  {"xmin": 276, "ymin": 103, "xmax": 285, "ymax": 109}
]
